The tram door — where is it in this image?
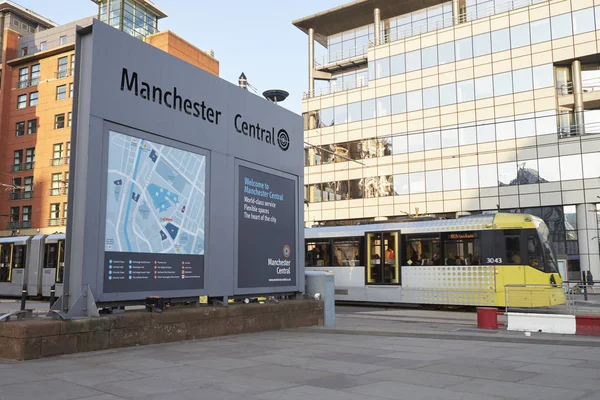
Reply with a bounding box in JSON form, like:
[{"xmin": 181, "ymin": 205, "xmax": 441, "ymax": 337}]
[
  {"xmin": 0, "ymin": 244, "xmax": 13, "ymax": 282},
  {"xmin": 366, "ymin": 231, "xmax": 400, "ymax": 284},
  {"xmin": 42, "ymin": 239, "xmax": 64, "ymax": 296}
]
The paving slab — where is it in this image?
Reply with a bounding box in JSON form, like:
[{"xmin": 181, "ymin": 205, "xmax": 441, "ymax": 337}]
[
  {"xmin": 448, "ymin": 378, "xmax": 587, "ymax": 400},
  {"xmin": 417, "ymin": 362, "xmax": 538, "ymax": 382},
  {"xmin": 346, "ymin": 381, "xmax": 505, "ymax": 400}
]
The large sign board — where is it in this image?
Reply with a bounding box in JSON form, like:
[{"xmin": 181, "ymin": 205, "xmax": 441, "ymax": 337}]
[
  {"xmin": 65, "ymin": 21, "xmax": 303, "ymax": 308},
  {"xmin": 237, "ymin": 165, "xmax": 297, "ymax": 288}
]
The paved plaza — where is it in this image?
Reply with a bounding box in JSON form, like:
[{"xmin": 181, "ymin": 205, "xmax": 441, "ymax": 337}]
[{"xmin": 2, "ymin": 306, "xmax": 600, "ymax": 399}]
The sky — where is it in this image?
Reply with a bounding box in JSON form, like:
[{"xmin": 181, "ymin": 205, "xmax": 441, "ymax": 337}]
[{"xmin": 16, "ymin": 0, "xmax": 347, "ymax": 114}]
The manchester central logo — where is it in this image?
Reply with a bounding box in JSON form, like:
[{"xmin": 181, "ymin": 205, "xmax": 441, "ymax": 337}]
[
  {"xmin": 283, "ymin": 244, "xmax": 291, "ymax": 258},
  {"xmin": 277, "ymin": 129, "xmax": 290, "ymax": 151}
]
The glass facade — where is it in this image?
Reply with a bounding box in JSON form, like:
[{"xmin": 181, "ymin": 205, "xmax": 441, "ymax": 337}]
[{"xmin": 98, "ymin": 0, "xmax": 157, "ymax": 38}]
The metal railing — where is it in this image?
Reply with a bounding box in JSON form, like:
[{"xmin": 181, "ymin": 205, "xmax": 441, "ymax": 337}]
[
  {"xmin": 55, "ymin": 69, "xmax": 74, "ymax": 79},
  {"xmin": 48, "ymin": 218, "xmax": 65, "ymax": 227},
  {"xmin": 15, "ymin": 77, "xmax": 40, "ymax": 89},
  {"xmin": 504, "ymin": 283, "xmax": 600, "ymax": 316},
  {"xmin": 49, "ymin": 157, "xmax": 69, "ymax": 167},
  {"xmin": 10, "ymin": 162, "xmax": 34, "ymax": 172},
  {"xmin": 49, "ymin": 187, "xmax": 67, "ymax": 196},
  {"xmin": 303, "ymin": 78, "xmax": 370, "ymax": 99},
  {"xmin": 558, "ymin": 121, "xmax": 600, "ymax": 138},
  {"xmin": 313, "ymin": 44, "xmax": 369, "ymax": 69},
  {"xmin": 557, "ymin": 79, "xmax": 600, "ymax": 96}
]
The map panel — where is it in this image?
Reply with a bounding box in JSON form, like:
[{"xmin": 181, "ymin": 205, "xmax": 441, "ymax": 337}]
[{"xmin": 105, "ymin": 131, "xmax": 206, "ymax": 255}]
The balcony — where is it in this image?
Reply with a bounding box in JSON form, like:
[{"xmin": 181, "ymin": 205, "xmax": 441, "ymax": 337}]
[
  {"xmin": 15, "ymin": 78, "xmax": 40, "ymax": 89},
  {"xmin": 5, "ymin": 221, "xmax": 30, "ymax": 230},
  {"xmin": 304, "ymin": 78, "xmax": 369, "ymax": 99},
  {"xmin": 314, "ymin": 44, "xmax": 369, "ymax": 74},
  {"xmin": 48, "ymin": 218, "xmax": 65, "ymax": 227},
  {"xmin": 49, "ymin": 187, "xmax": 67, "ymax": 196},
  {"xmin": 8, "ymin": 190, "xmax": 32, "ymax": 201},
  {"xmin": 50, "ymin": 157, "xmax": 69, "ymax": 167},
  {"xmin": 10, "ymin": 162, "xmax": 35, "ymax": 172},
  {"xmin": 55, "ymin": 69, "xmax": 74, "ymax": 79}
]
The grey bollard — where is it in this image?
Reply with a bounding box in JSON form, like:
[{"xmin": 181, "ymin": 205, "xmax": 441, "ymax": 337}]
[{"xmin": 305, "ymin": 271, "xmax": 335, "ymax": 326}]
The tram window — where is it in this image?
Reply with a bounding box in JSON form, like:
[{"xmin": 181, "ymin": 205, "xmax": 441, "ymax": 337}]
[
  {"xmin": 404, "ymin": 234, "xmax": 440, "ymax": 266},
  {"xmin": 44, "ymin": 243, "xmax": 59, "ymax": 268},
  {"xmin": 543, "ymin": 242, "xmax": 559, "ymax": 273},
  {"xmin": 305, "ymin": 240, "xmax": 331, "ymax": 267},
  {"xmin": 505, "ymin": 231, "xmax": 521, "ymax": 264},
  {"xmin": 13, "ymin": 245, "xmax": 26, "ymax": 268},
  {"xmin": 443, "ymin": 232, "xmax": 481, "ymax": 266},
  {"xmin": 332, "ymin": 238, "xmax": 361, "ymax": 266},
  {"xmin": 0, "ymin": 244, "xmax": 11, "ymax": 282},
  {"xmin": 527, "ymin": 235, "xmax": 544, "ymax": 272}
]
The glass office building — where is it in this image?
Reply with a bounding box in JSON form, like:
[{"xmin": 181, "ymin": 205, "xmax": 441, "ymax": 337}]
[{"xmin": 294, "ymin": 0, "xmax": 600, "ymax": 279}]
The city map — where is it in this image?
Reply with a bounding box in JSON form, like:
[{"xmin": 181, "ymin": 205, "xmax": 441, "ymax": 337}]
[{"xmin": 105, "ymin": 131, "xmax": 206, "ymax": 255}]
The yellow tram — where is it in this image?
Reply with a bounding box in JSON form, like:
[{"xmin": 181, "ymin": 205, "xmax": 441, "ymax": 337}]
[{"xmin": 305, "ymin": 213, "xmax": 565, "ymax": 308}]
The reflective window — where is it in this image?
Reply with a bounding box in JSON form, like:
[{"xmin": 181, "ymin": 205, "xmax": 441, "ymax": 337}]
[
  {"xmin": 583, "ymin": 152, "xmax": 600, "ymax": 179},
  {"xmin": 572, "ymin": 8, "xmax": 595, "ymax": 35},
  {"xmin": 560, "ymin": 155, "xmax": 583, "ymax": 180},
  {"xmin": 473, "ymin": 33, "xmax": 491, "ymax": 57},
  {"xmin": 392, "ymin": 135, "xmax": 407, "ymax": 154},
  {"xmin": 519, "ymin": 159, "xmax": 540, "ymax": 184},
  {"xmin": 409, "ymin": 172, "xmax": 425, "ymax": 194},
  {"xmin": 423, "ymin": 86, "xmax": 439, "ymax": 109},
  {"xmin": 513, "ymin": 68, "xmax": 533, "ymax": 93},
  {"xmin": 442, "ymin": 126, "xmax": 459, "ymax": 148},
  {"xmin": 533, "ymin": 64, "xmax": 554, "ymax": 89},
  {"xmin": 332, "ymin": 238, "xmax": 362, "ymax": 266},
  {"xmin": 348, "ymin": 102, "xmax": 361, "ymax": 122},
  {"xmin": 362, "ymin": 99, "xmax": 376, "ymax": 120},
  {"xmin": 475, "ymin": 75, "xmax": 493, "ymax": 100},
  {"xmin": 493, "ymin": 71, "xmax": 513, "ymax": 97},
  {"xmin": 551, "ymin": 13, "xmax": 573, "ymax": 39},
  {"xmin": 516, "ymin": 114, "xmax": 536, "ymax": 138},
  {"xmin": 535, "ymin": 110, "xmax": 556, "ymax": 136},
  {"xmin": 426, "ymin": 170, "xmax": 443, "ymax": 192},
  {"xmin": 376, "ymin": 96, "xmax": 391, "ymax": 117},
  {"xmin": 439, "ymin": 82, "xmax": 457, "ymax": 106},
  {"xmin": 334, "ymin": 105, "xmax": 347, "ymax": 124},
  {"xmin": 477, "ymin": 121, "xmax": 495, "ymax": 143},
  {"xmin": 459, "ymin": 125, "xmax": 476, "ymax": 145},
  {"xmin": 438, "ymin": 42, "xmax": 455, "ymax": 65},
  {"xmin": 530, "ymin": 18, "xmax": 551, "ymax": 44},
  {"xmin": 496, "ymin": 116, "xmax": 516, "ymax": 140},
  {"xmin": 390, "ymin": 54, "xmax": 406, "ymax": 75},
  {"xmin": 510, "ymin": 23, "xmax": 530, "ymax": 49},
  {"xmin": 408, "ymin": 133, "xmax": 424, "ymax": 152},
  {"xmin": 406, "ymin": 90, "xmax": 423, "ymax": 112},
  {"xmin": 320, "ymin": 107, "xmax": 334, "ymax": 127},
  {"xmin": 443, "ymin": 168, "xmax": 460, "ymax": 191},
  {"xmin": 455, "ymin": 37, "xmax": 473, "ymax": 61},
  {"xmin": 375, "ymin": 58, "xmax": 390, "ymax": 79},
  {"xmin": 538, "ymin": 157, "xmax": 560, "ymax": 182},
  {"xmin": 492, "ymin": 28, "xmax": 510, "ymax": 53},
  {"xmin": 305, "ymin": 240, "xmax": 331, "ymax": 266},
  {"xmin": 421, "ymin": 46, "xmax": 438, "ymax": 68},
  {"xmin": 394, "ymin": 174, "xmax": 409, "ymax": 195},
  {"xmin": 457, "ymin": 79, "xmax": 475, "ymax": 103},
  {"xmin": 391, "ymin": 93, "xmax": 407, "ymax": 114},
  {"xmin": 424, "ymin": 130, "xmax": 441, "ymax": 150},
  {"xmin": 498, "ymin": 162, "xmax": 518, "ymax": 186},
  {"xmin": 479, "ymin": 164, "xmax": 497, "ymax": 188},
  {"xmin": 406, "ymin": 50, "xmax": 421, "ymax": 72}
]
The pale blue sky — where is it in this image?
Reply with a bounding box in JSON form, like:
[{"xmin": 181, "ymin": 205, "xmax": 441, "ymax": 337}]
[{"xmin": 16, "ymin": 0, "xmax": 346, "ymax": 113}]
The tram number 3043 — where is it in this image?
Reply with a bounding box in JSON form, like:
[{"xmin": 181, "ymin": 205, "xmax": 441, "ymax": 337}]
[{"xmin": 486, "ymin": 257, "xmax": 503, "ymax": 264}]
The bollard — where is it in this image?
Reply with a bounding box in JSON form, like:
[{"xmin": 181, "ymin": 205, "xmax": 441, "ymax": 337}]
[
  {"xmin": 20, "ymin": 284, "xmax": 27, "ymax": 311},
  {"xmin": 49, "ymin": 284, "xmax": 56, "ymax": 308}
]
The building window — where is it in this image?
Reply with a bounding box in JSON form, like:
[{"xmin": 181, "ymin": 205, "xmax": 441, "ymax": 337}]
[
  {"xmin": 49, "ymin": 204, "xmax": 61, "ymax": 226},
  {"xmin": 30, "ymin": 64, "xmax": 40, "ymax": 85},
  {"xmin": 40, "ymin": 41, "xmax": 47, "ymax": 51},
  {"xmin": 67, "ymin": 112, "xmax": 72, "ymax": 127},
  {"xmin": 57, "ymin": 56, "xmax": 68, "ymax": 78},
  {"xmin": 18, "ymin": 67, "xmax": 28, "ymax": 88},
  {"xmin": 63, "ymin": 202, "xmax": 68, "ymax": 224},
  {"xmin": 11, "ymin": 178, "xmax": 21, "ymax": 200},
  {"xmin": 29, "ymin": 91, "xmax": 38, "ymax": 106},
  {"xmin": 55, "ymin": 114, "xmax": 65, "ymax": 129},
  {"xmin": 59, "ymin": 35, "xmax": 67, "ymax": 46},
  {"xmin": 69, "ymin": 83, "xmax": 73, "ymax": 98},
  {"xmin": 56, "ymin": 85, "xmax": 67, "ymax": 100},
  {"xmin": 64, "ymin": 172, "xmax": 69, "ymax": 195},
  {"xmin": 22, "ymin": 206, "xmax": 32, "ymax": 229},
  {"xmin": 17, "ymin": 94, "xmax": 27, "ymax": 109},
  {"xmin": 15, "ymin": 121, "xmax": 25, "ymax": 137},
  {"xmin": 70, "ymin": 54, "xmax": 75, "ymax": 72},
  {"xmin": 27, "ymin": 119, "xmax": 37, "ymax": 134},
  {"xmin": 52, "ymin": 143, "xmax": 63, "ymax": 166},
  {"xmin": 21, "ymin": 47, "xmax": 27, "ymax": 57},
  {"xmin": 66, "ymin": 142, "xmax": 71, "ymax": 161},
  {"xmin": 51, "ymin": 173, "xmax": 62, "ymax": 196},
  {"xmin": 25, "ymin": 148, "xmax": 35, "ymax": 170},
  {"xmin": 23, "ymin": 177, "xmax": 33, "ymax": 199},
  {"xmin": 10, "ymin": 207, "xmax": 20, "ymax": 229},
  {"xmin": 13, "ymin": 150, "xmax": 23, "ymax": 172}
]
